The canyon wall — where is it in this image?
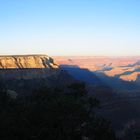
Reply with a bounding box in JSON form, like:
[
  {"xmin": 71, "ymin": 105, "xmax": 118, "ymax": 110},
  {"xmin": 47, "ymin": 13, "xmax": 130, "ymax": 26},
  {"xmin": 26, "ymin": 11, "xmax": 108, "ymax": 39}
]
[
  {"xmin": 0, "ymin": 55, "xmax": 58, "ymax": 69},
  {"xmin": 0, "ymin": 55, "xmax": 59, "ymax": 79},
  {"xmin": 0, "ymin": 55, "xmax": 75, "ymax": 94}
]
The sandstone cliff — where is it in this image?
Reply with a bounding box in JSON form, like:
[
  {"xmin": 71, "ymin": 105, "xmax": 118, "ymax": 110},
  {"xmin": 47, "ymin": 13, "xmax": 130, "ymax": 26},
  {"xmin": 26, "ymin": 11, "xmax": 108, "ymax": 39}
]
[
  {"xmin": 0, "ymin": 55, "xmax": 59, "ymax": 80},
  {"xmin": 0, "ymin": 55, "xmax": 58, "ymax": 69},
  {"xmin": 0, "ymin": 55, "xmax": 75, "ymax": 94}
]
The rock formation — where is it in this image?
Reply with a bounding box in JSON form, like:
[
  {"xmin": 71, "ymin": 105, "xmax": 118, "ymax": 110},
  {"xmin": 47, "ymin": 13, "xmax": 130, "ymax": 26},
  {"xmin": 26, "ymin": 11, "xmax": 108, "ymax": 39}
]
[
  {"xmin": 0, "ymin": 55, "xmax": 59, "ymax": 80},
  {"xmin": 0, "ymin": 55, "xmax": 75, "ymax": 94},
  {"xmin": 120, "ymin": 72, "xmax": 140, "ymax": 81},
  {"xmin": 0, "ymin": 55, "xmax": 58, "ymax": 69}
]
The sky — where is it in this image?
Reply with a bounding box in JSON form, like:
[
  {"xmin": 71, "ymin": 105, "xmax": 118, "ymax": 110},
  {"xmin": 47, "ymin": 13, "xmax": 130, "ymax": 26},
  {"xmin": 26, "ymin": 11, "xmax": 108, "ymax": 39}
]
[{"xmin": 0, "ymin": 0, "xmax": 140, "ymax": 56}]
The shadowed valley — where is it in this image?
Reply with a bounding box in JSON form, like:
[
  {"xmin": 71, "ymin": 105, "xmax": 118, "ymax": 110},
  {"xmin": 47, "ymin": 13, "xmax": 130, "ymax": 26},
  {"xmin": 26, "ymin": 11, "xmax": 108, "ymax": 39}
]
[{"xmin": 55, "ymin": 56, "xmax": 140, "ymax": 139}]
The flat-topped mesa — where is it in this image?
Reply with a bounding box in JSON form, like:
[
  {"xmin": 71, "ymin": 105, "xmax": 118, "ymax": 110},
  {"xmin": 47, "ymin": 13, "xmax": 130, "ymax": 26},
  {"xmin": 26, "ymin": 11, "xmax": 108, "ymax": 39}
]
[
  {"xmin": 0, "ymin": 55, "xmax": 75, "ymax": 94},
  {"xmin": 0, "ymin": 55, "xmax": 59, "ymax": 69}
]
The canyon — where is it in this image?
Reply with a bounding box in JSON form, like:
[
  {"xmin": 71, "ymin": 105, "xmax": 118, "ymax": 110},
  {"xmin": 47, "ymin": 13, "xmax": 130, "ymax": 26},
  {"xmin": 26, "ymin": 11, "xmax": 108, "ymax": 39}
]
[
  {"xmin": 55, "ymin": 56, "xmax": 140, "ymax": 135},
  {"xmin": 54, "ymin": 56, "xmax": 140, "ymax": 97},
  {"xmin": 1, "ymin": 54, "xmax": 140, "ymax": 135},
  {"xmin": 55, "ymin": 56, "xmax": 140, "ymax": 82}
]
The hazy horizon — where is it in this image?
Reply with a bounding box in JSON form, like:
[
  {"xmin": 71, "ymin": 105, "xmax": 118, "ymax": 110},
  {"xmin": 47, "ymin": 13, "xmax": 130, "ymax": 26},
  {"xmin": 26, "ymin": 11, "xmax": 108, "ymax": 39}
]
[
  {"xmin": 0, "ymin": 0, "xmax": 140, "ymax": 56},
  {"xmin": 0, "ymin": 53, "xmax": 140, "ymax": 57}
]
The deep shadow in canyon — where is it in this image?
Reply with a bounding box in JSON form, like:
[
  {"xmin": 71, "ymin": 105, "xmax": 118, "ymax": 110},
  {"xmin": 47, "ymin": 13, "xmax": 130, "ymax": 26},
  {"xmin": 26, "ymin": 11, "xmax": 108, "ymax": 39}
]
[
  {"xmin": 0, "ymin": 66, "xmax": 140, "ymax": 139},
  {"xmin": 60, "ymin": 65, "xmax": 140, "ymax": 138}
]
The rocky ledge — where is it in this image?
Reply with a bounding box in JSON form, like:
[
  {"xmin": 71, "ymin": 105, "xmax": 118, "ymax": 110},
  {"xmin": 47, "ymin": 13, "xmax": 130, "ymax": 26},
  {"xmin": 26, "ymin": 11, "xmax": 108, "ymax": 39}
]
[
  {"xmin": 0, "ymin": 55, "xmax": 58, "ymax": 69},
  {"xmin": 0, "ymin": 55, "xmax": 76, "ymax": 95}
]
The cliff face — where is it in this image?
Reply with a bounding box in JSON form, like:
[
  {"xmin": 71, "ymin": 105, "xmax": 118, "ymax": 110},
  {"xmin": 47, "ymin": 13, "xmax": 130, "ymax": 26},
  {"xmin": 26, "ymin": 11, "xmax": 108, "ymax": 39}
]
[
  {"xmin": 0, "ymin": 55, "xmax": 75, "ymax": 94},
  {"xmin": 0, "ymin": 55, "xmax": 60, "ymax": 80},
  {"xmin": 0, "ymin": 55, "xmax": 58, "ymax": 69}
]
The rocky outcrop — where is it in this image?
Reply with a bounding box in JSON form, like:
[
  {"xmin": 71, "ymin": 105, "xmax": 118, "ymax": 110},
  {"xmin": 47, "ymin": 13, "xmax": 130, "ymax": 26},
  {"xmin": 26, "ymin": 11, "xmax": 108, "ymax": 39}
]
[
  {"xmin": 0, "ymin": 55, "xmax": 60, "ymax": 80},
  {"xmin": 0, "ymin": 55, "xmax": 76, "ymax": 94},
  {"xmin": 120, "ymin": 72, "xmax": 140, "ymax": 81},
  {"xmin": 104, "ymin": 67, "xmax": 136, "ymax": 77},
  {"xmin": 0, "ymin": 55, "xmax": 58, "ymax": 69}
]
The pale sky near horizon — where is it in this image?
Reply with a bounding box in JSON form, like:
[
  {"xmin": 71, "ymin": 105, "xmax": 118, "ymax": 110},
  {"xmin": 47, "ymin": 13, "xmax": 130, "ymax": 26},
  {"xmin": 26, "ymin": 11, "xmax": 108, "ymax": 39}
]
[{"xmin": 0, "ymin": 0, "xmax": 140, "ymax": 56}]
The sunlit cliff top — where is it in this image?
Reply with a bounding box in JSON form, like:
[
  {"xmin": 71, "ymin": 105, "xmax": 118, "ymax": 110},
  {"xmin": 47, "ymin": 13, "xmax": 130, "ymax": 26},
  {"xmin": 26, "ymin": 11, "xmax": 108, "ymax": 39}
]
[{"xmin": 0, "ymin": 55, "xmax": 58, "ymax": 69}]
